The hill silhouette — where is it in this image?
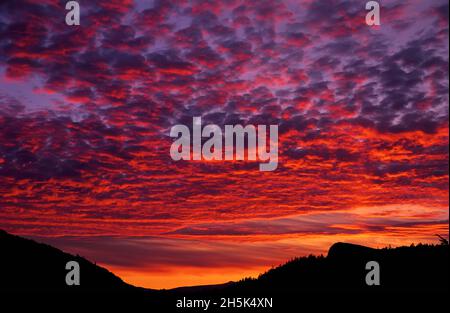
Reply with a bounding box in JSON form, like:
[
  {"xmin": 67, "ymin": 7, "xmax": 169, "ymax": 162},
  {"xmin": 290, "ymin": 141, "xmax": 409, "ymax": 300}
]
[
  {"xmin": 1, "ymin": 229, "xmax": 448, "ymax": 309},
  {"xmin": 0, "ymin": 229, "xmax": 135, "ymax": 292},
  {"xmin": 230, "ymin": 241, "xmax": 449, "ymax": 293}
]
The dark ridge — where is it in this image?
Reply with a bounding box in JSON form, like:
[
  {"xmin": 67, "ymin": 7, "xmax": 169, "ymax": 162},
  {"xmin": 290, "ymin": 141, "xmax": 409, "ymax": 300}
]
[
  {"xmin": 1, "ymin": 229, "xmax": 448, "ymax": 305},
  {"xmin": 230, "ymin": 241, "xmax": 449, "ymax": 293},
  {"xmin": 0, "ymin": 229, "xmax": 135, "ymax": 292},
  {"xmin": 327, "ymin": 242, "xmax": 377, "ymax": 259}
]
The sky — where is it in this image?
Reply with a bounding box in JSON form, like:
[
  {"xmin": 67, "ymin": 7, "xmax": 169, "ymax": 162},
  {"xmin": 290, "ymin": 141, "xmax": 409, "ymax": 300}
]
[{"xmin": 0, "ymin": 0, "xmax": 448, "ymax": 289}]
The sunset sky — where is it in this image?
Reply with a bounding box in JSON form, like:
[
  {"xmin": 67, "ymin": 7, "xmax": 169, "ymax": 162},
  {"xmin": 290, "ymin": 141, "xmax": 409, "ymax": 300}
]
[{"xmin": 0, "ymin": 0, "xmax": 448, "ymax": 289}]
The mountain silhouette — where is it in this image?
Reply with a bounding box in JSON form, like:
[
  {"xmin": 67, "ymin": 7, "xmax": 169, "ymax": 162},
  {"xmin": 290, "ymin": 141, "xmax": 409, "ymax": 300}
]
[
  {"xmin": 229, "ymin": 241, "xmax": 449, "ymax": 293},
  {"xmin": 1, "ymin": 229, "xmax": 448, "ymax": 309},
  {"xmin": 0, "ymin": 229, "xmax": 135, "ymax": 292}
]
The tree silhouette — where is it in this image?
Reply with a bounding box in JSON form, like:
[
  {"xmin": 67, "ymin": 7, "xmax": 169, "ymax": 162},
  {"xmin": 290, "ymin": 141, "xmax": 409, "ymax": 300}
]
[{"xmin": 436, "ymin": 234, "xmax": 449, "ymax": 245}]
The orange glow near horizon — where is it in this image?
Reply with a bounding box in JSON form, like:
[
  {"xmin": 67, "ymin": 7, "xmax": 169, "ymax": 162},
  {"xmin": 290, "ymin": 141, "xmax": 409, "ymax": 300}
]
[
  {"xmin": 32, "ymin": 205, "xmax": 447, "ymax": 290},
  {"xmin": 103, "ymin": 228, "xmax": 447, "ymax": 289}
]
